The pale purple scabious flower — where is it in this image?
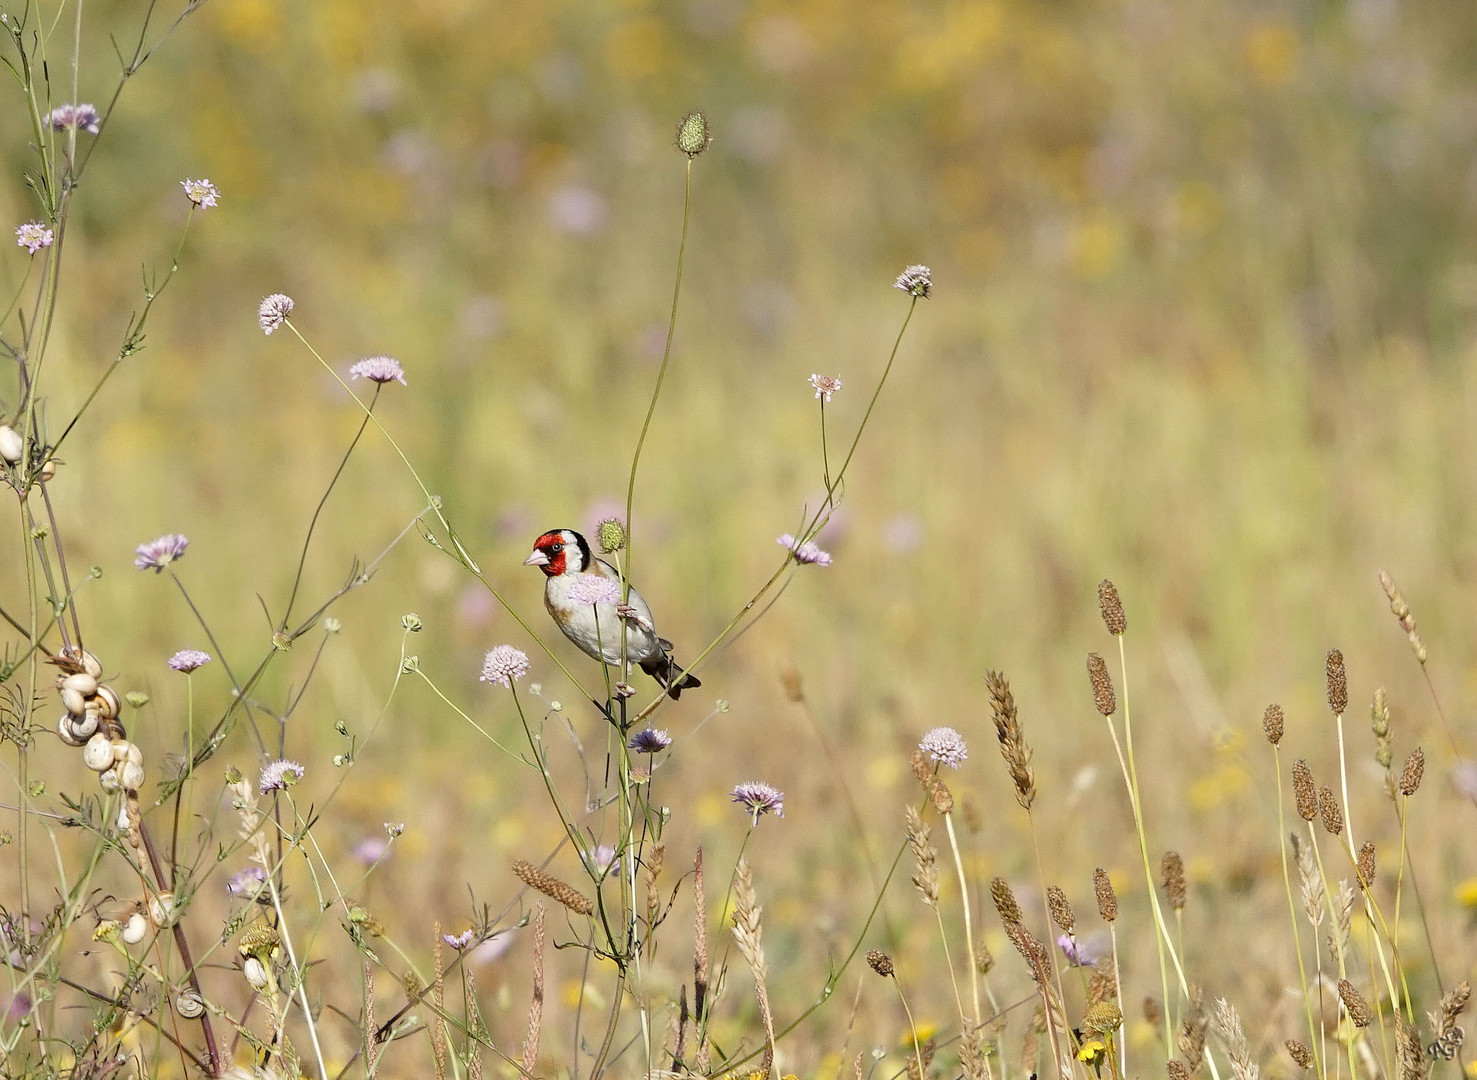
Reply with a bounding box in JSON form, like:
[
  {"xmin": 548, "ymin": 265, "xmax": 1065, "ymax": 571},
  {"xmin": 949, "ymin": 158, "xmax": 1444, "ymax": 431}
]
[
  {"xmin": 227, "ymin": 866, "xmax": 268, "ymax": 899},
  {"xmin": 48, "ymin": 103, "xmax": 100, "ymax": 134},
  {"xmin": 258, "ymin": 759, "xmax": 304, "ymax": 794},
  {"xmin": 919, "ymin": 726, "xmax": 968, "ymax": 769},
  {"xmin": 568, "ymin": 574, "xmax": 621, "ymax": 606},
  {"xmin": 353, "ymin": 836, "xmax": 389, "ymax": 865},
  {"xmin": 894, "ymin": 264, "xmax": 932, "ymax": 299},
  {"xmin": 1057, "ymin": 932, "xmax": 1108, "ymax": 968},
  {"xmin": 168, "ymin": 649, "xmax": 211, "ymax": 673},
  {"xmin": 5, "ymin": 990, "xmax": 32, "ymax": 1021},
  {"xmin": 480, "ymin": 645, "xmax": 530, "ymax": 688},
  {"xmin": 442, "ymin": 929, "xmax": 476, "ymax": 950},
  {"xmin": 134, "ymin": 533, "xmax": 189, "ymax": 572},
  {"xmin": 628, "ymin": 728, "xmax": 671, "ymax": 753},
  {"xmin": 14, "ymin": 222, "xmax": 53, "ymax": 255},
  {"xmin": 258, "ymin": 294, "xmax": 294, "ymax": 335},
  {"xmin": 585, "ymin": 844, "xmax": 619, "ymax": 876},
  {"xmin": 731, "ymin": 781, "xmax": 785, "ymax": 825},
  {"xmin": 777, "ymin": 533, "xmax": 832, "ymax": 567},
  {"xmin": 180, "ymin": 178, "xmax": 219, "ymax": 208},
  {"xmin": 808, "ymin": 374, "xmax": 843, "ymax": 402},
  {"xmin": 349, "ymin": 355, "xmax": 406, "ymax": 385}
]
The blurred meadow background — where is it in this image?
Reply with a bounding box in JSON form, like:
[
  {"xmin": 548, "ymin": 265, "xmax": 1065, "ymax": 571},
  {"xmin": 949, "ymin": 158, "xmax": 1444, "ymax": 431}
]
[{"xmin": 4, "ymin": 0, "xmax": 1477, "ymax": 1076}]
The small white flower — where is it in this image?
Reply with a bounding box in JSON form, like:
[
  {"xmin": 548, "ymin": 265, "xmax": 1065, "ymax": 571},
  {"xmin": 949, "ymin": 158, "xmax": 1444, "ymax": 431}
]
[
  {"xmin": 808, "ymin": 374, "xmax": 843, "ymax": 402},
  {"xmin": 258, "ymin": 293, "xmax": 294, "ymax": 335},
  {"xmin": 180, "ymin": 178, "xmax": 220, "ymax": 208}
]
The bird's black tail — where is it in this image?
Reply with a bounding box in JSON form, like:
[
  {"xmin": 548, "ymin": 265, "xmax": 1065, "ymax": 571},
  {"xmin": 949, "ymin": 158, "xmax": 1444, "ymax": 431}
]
[{"xmin": 642, "ymin": 647, "xmax": 701, "ymax": 700}]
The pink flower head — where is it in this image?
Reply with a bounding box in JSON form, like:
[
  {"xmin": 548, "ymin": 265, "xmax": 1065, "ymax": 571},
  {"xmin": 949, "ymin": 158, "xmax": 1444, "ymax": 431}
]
[
  {"xmin": 480, "ymin": 645, "xmax": 530, "ymax": 687},
  {"xmin": 168, "ymin": 649, "xmax": 212, "ymax": 673},
  {"xmin": 259, "ymin": 759, "xmax": 304, "ymax": 793},
  {"xmin": 349, "ymin": 356, "xmax": 406, "ymax": 385},
  {"xmin": 258, "ymin": 294, "xmax": 294, "ymax": 335},
  {"xmin": 628, "ymin": 728, "xmax": 671, "ymax": 753},
  {"xmin": 134, "ymin": 533, "xmax": 189, "ymax": 572},
  {"xmin": 808, "ymin": 374, "xmax": 843, "ymax": 402},
  {"xmin": 777, "ymin": 533, "xmax": 832, "ymax": 567},
  {"xmin": 894, "ymin": 264, "xmax": 932, "ymax": 299},
  {"xmin": 48, "ymin": 103, "xmax": 100, "ymax": 134},
  {"xmin": 14, "ymin": 222, "xmax": 53, "ymax": 255},
  {"xmin": 180, "ymin": 178, "xmax": 219, "ymax": 208},
  {"xmin": 731, "ymin": 781, "xmax": 785, "ymax": 825},
  {"xmin": 568, "ymin": 574, "xmax": 621, "ymax": 606},
  {"xmin": 919, "ymin": 726, "xmax": 967, "ymax": 768},
  {"xmin": 442, "ymin": 929, "xmax": 476, "ymax": 950}
]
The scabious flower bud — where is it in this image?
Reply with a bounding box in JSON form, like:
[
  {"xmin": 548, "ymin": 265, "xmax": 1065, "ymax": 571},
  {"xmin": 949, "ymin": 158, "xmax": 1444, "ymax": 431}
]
[
  {"xmin": 675, "ymin": 111, "xmax": 712, "ymax": 157},
  {"xmin": 597, "ymin": 517, "xmax": 627, "ymax": 554}
]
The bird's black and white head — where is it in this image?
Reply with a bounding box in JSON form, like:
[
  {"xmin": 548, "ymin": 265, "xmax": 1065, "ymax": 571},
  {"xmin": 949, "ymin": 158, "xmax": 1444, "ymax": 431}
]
[{"xmin": 523, "ymin": 529, "xmax": 592, "ymax": 577}]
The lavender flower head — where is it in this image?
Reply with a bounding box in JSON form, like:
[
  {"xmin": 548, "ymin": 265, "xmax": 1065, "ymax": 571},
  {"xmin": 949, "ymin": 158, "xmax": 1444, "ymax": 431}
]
[
  {"xmin": 442, "ymin": 929, "xmax": 476, "ymax": 951},
  {"xmin": 134, "ymin": 533, "xmax": 189, "ymax": 572},
  {"xmin": 777, "ymin": 533, "xmax": 832, "ymax": 567},
  {"xmin": 480, "ymin": 645, "xmax": 530, "ymax": 688},
  {"xmin": 14, "ymin": 222, "xmax": 53, "ymax": 255},
  {"xmin": 48, "ymin": 103, "xmax": 100, "ymax": 134},
  {"xmin": 808, "ymin": 374, "xmax": 843, "ymax": 402},
  {"xmin": 919, "ymin": 726, "xmax": 968, "ymax": 769},
  {"xmin": 180, "ymin": 178, "xmax": 220, "ymax": 208},
  {"xmin": 585, "ymin": 844, "xmax": 619, "ymax": 876},
  {"xmin": 568, "ymin": 574, "xmax": 621, "ymax": 606},
  {"xmin": 168, "ymin": 649, "xmax": 212, "ymax": 673},
  {"xmin": 894, "ymin": 264, "xmax": 932, "ymax": 299},
  {"xmin": 349, "ymin": 355, "xmax": 406, "ymax": 385},
  {"xmin": 259, "ymin": 759, "xmax": 304, "ymax": 794},
  {"xmin": 1057, "ymin": 932, "xmax": 1108, "ymax": 968},
  {"xmin": 258, "ymin": 294, "xmax": 294, "ymax": 335},
  {"xmin": 227, "ymin": 866, "xmax": 268, "ymax": 900},
  {"xmin": 628, "ymin": 728, "xmax": 671, "ymax": 753},
  {"xmin": 731, "ymin": 781, "xmax": 785, "ymax": 825}
]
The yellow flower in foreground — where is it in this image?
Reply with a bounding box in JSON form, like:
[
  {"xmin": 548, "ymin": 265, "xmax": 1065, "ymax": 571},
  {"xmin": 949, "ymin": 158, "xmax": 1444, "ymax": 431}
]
[{"xmin": 1078, "ymin": 1038, "xmax": 1107, "ymax": 1064}]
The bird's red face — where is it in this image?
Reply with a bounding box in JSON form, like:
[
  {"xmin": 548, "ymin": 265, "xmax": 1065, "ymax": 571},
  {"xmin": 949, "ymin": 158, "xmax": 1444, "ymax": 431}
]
[{"xmin": 523, "ymin": 529, "xmax": 585, "ymax": 577}]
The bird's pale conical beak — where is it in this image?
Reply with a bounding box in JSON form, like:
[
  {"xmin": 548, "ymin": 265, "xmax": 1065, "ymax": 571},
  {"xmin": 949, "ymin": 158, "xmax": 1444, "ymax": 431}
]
[{"xmin": 523, "ymin": 549, "xmax": 550, "ymax": 567}]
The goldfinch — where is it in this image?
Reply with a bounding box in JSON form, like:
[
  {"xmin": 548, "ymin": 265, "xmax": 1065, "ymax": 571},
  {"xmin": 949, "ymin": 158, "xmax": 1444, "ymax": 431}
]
[{"xmin": 524, "ymin": 528, "xmax": 701, "ymax": 700}]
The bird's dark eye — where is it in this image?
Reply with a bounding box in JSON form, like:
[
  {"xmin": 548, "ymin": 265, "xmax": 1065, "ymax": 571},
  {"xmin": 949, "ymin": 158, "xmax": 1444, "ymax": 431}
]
[{"xmin": 550, "ymin": 543, "xmax": 563, "ymax": 552}]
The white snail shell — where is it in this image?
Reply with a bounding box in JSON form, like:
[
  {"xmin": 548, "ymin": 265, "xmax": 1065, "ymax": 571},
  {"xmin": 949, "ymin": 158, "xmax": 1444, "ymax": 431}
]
[
  {"xmin": 121, "ymin": 911, "xmax": 148, "ymax": 944},
  {"xmin": 61, "ymin": 686, "xmax": 86, "ymax": 715},
  {"xmin": 71, "ymin": 705, "xmax": 99, "ymax": 738},
  {"xmin": 148, "ymin": 892, "xmax": 177, "ymax": 928},
  {"xmin": 80, "ymin": 650, "xmax": 102, "ymax": 679},
  {"xmin": 112, "ymin": 739, "xmax": 132, "ymax": 763},
  {"xmin": 58, "ymin": 714, "xmax": 88, "ymax": 747},
  {"xmin": 94, "ymin": 684, "xmax": 120, "ymax": 720},
  {"xmin": 61, "ymin": 672, "xmax": 98, "ymax": 698},
  {"xmin": 0, "ymin": 425, "xmax": 22, "ymax": 464},
  {"xmin": 124, "ymin": 743, "xmax": 143, "ymax": 767},
  {"xmin": 174, "ymin": 989, "xmax": 204, "ymax": 1018},
  {"xmin": 119, "ymin": 760, "xmax": 146, "ymax": 792},
  {"xmin": 242, "ymin": 956, "xmax": 269, "ymax": 990},
  {"xmin": 98, "ymin": 767, "xmax": 121, "ymax": 793},
  {"xmin": 82, "ymin": 733, "xmax": 114, "ymax": 771},
  {"xmin": 38, "ymin": 458, "xmax": 56, "ymax": 482}
]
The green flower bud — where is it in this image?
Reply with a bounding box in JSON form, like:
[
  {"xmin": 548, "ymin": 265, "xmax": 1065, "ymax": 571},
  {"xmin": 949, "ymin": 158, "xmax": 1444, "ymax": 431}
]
[{"xmin": 675, "ymin": 112, "xmax": 712, "ymax": 157}]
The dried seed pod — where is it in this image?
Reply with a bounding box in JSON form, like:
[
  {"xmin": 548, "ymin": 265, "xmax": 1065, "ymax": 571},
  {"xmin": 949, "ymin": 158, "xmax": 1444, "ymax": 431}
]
[
  {"xmin": 1357, "ymin": 842, "xmax": 1376, "ymax": 888},
  {"xmin": 1098, "ymin": 580, "xmax": 1127, "ymax": 635},
  {"xmin": 866, "ymin": 949, "xmax": 894, "ymax": 977},
  {"xmin": 1399, "ymin": 748, "xmax": 1425, "ymax": 796},
  {"xmin": 1286, "ymin": 1041, "xmax": 1312, "ymax": 1069},
  {"xmin": 1087, "ymin": 653, "xmax": 1116, "ymax": 716},
  {"xmin": 1161, "ymin": 851, "xmax": 1187, "ymax": 911},
  {"xmin": 1085, "ymin": 1001, "xmax": 1124, "ymax": 1034},
  {"xmin": 83, "ymin": 733, "xmax": 114, "ymax": 771},
  {"xmin": 121, "ymin": 911, "xmax": 148, "ymax": 944},
  {"xmin": 990, "ymin": 877, "xmax": 1023, "ymax": 923},
  {"xmin": 1046, "ymin": 885, "xmax": 1076, "ymax": 932},
  {"xmin": 1094, "ymin": 867, "xmax": 1118, "ymax": 922},
  {"xmin": 1262, "ymin": 704, "xmax": 1285, "ymax": 745},
  {"xmin": 1338, "ymin": 979, "xmax": 1373, "ymax": 1027},
  {"xmin": 1318, "ymin": 786, "xmax": 1344, "ymax": 835},
  {"xmin": 1166, "ymin": 1060, "xmax": 1190, "ymax": 1080}
]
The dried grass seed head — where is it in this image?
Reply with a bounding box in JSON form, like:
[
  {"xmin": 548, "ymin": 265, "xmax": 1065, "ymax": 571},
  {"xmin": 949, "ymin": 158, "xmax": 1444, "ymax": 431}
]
[
  {"xmin": 512, "ymin": 860, "xmax": 593, "ymax": 916},
  {"xmin": 1286, "ymin": 1041, "xmax": 1312, "ymax": 1069},
  {"xmin": 1087, "ymin": 652, "xmax": 1116, "ymax": 715},
  {"xmin": 866, "ymin": 949, "xmax": 894, "ymax": 977},
  {"xmin": 1098, "ymin": 579, "xmax": 1127, "ymax": 635},
  {"xmin": 1326, "ymin": 649, "xmax": 1348, "ymax": 715},
  {"xmin": 1262, "ymin": 703, "xmax": 1284, "ymax": 745},
  {"xmin": 1292, "ymin": 759, "xmax": 1318, "ymax": 821},
  {"xmin": 1318, "ymin": 786, "xmax": 1344, "ymax": 835},
  {"xmin": 1357, "ymin": 842, "xmax": 1376, "ymax": 888},
  {"xmin": 1046, "ymin": 885, "xmax": 1076, "ymax": 932},
  {"xmin": 990, "ymin": 876, "xmax": 1023, "ymax": 924},
  {"xmin": 985, "ymin": 669, "xmax": 1035, "ymax": 809},
  {"xmin": 1338, "ymin": 979, "xmax": 1374, "ymax": 1027},
  {"xmin": 1161, "ymin": 851, "xmax": 1187, "ymax": 911},
  {"xmin": 1400, "ymin": 747, "xmax": 1425, "ymax": 796},
  {"xmin": 1094, "ymin": 867, "xmax": 1118, "ymax": 922}
]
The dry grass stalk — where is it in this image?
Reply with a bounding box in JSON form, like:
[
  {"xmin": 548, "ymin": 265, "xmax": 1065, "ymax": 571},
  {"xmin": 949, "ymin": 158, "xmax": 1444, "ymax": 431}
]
[
  {"xmin": 731, "ymin": 858, "xmax": 776, "ymax": 1079},
  {"xmin": 1429, "ymin": 979, "xmax": 1471, "ymax": 1041},
  {"xmin": 1087, "ymin": 652, "xmax": 1116, "ymax": 716},
  {"xmin": 1004, "ymin": 921, "xmax": 1053, "ymax": 986},
  {"xmin": 1396, "ymin": 1016, "xmax": 1432, "ymax": 1080},
  {"xmin": 1400, "ymin": 747, "xmax": 1425, "ymax": 796},
  {"xmin": 1357, "ymin": 842, "xmax": 1376, "ymax": 889},
  {"xmin": 959, "ymin": 1020, "xmax": 990, "ymax": 1080},
  {"xmin": 1211, "ymin": 998, "xmax": 1259, "ymax": 1080},
  {"xmin": 1161, "ymin": 851, "xmax": 1187, "ymax": 911},
  {"xmin": 363, "ymin": 960, "xmax": 379, "ymax": 1080},
  {"xmin": 1291, "ymin": 834, "xmax": 1323, "ymax": 930},
  {"xmin": 990, "ymin": 877, "xmax": 1023, "ymax": 924},
  {"xmin": 432, "ymin": 924, "xmax": 449, "ymax": 1080},
  {"xmin": 1292, "ymin": 760, "xmax": 1318, "ymax": 822},
  {"xmin": 905, "ymin": 805, "xmax": 940, "ymax": 909},
  {"xmin": 693, "ymin": 847, "xmax": 711, "ymax": 1074},
  {"xmin": 464, "ymin": 966, "xmax": 484, "ymax": 1080},
  {"xmin": 1326, "ymin": 649, "xmax": 1349, "ymax": 715},
  {"xmin": 1371, "ymin": 689, "xmax": 1393, "ymax": 771},
  {"xmin": 1046, "ymin": 886, "xmax": 1075, "ymax": 932},
  {"xmin": 645, "ymin": 842, "xmax": 665, "ymax": 941},
  {"xmin": 1178, "ymin": 986, "xmax": 1207, "ymax": 1072},
  {"xmin": 1020, "ymin": 1005, "xmax": 1044, "ymax": 1076},
  {"xmin": 1263, "ymin": 704, "xmax": 1284, "ymax": 745},
  {"xmin": 512, "ymin": 859, "xmax": 594, "ymax": 916},
  {"xmin": 1318, "ymin": 786, "xmax": 1344, "ymax": 836},
  {"xmin": 1098, "ymin": 579, "xmax": 1127, "ymax": 635},
  {"xmin": 1338, "ymin": 979, "xmax": 1374, "ymax": 1027},
  {"xmin": 904, "ymin": 1038, "xmax": 937, "ymax": 1080},
  {"xmin": 521, "ymin": 903, "xmax": 546, "ymax": 1076},
  {"xmin": 1094, "ymin": 867, "xmax": 1118, "ymax": 922},
  {"xmin": 985, "ymin": 670, "xmax": 1035, "ymax": 809},
  {"xmin": 1379, "ymin": 570, "xmax": 1428, "ymax": 664},
  {"xmin": 1285, "ymin": 1040, "xmax": 1312, "ymax": 1069}
]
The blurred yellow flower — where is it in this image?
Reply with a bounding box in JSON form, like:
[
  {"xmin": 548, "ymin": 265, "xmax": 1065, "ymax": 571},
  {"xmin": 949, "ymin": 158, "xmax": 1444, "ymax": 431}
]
[
  {"xmin": 1245, "ymin": 22, "xmax": 1299, "ymax": 87},
  {"xmin": 1189, "ymin": 763, "xmax": 1250, "ymax": 812},
  {"xmin": 1454, "ymin": 877, "xmax": 1477, "ymax": 909},
  {"xmin": 1071, "ymin": 213, "xmax": 1126, "ymax": 281}
]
